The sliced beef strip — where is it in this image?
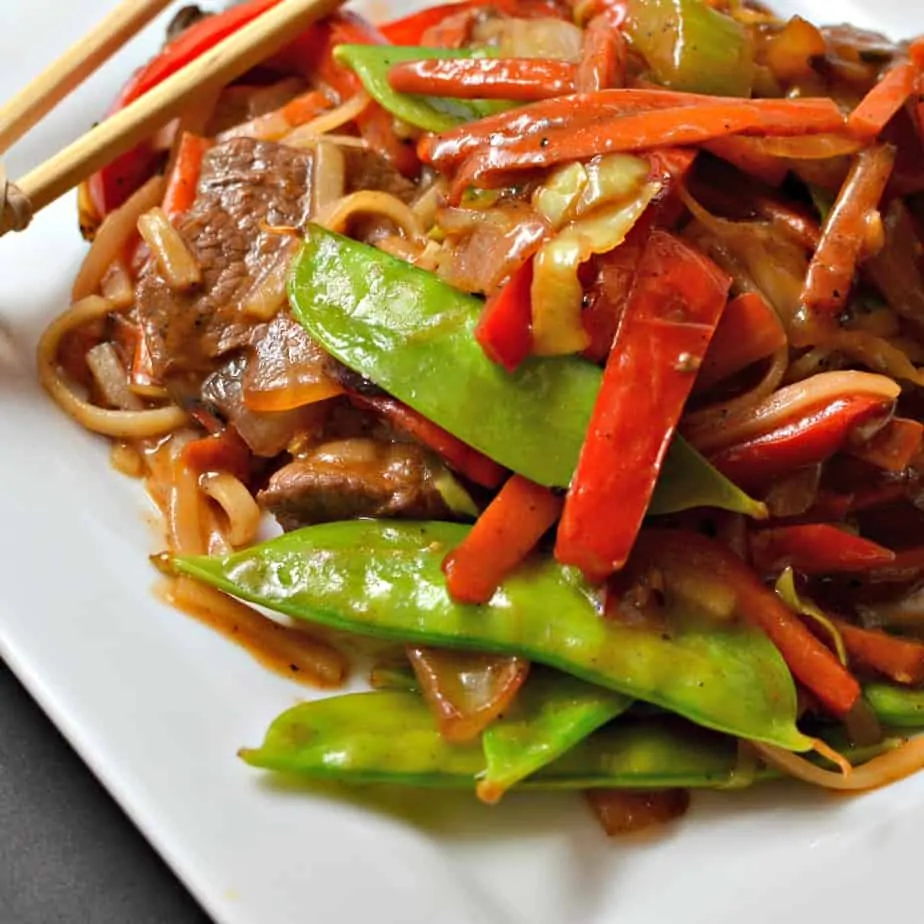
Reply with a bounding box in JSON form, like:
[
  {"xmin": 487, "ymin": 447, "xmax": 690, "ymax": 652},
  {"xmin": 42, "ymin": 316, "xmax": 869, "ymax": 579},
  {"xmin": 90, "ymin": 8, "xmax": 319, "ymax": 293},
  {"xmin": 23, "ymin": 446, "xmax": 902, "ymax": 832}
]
[
  {"xmin": 258, "ymin": 439, "xmax": 450, "ymax": 530},
  {"xmin": 343, "ymin": 148, "xmax": 417, "ymax": 202},
  {"xmin": 136, "ymin": 137, "xmax": 312, "ymax": 377}
]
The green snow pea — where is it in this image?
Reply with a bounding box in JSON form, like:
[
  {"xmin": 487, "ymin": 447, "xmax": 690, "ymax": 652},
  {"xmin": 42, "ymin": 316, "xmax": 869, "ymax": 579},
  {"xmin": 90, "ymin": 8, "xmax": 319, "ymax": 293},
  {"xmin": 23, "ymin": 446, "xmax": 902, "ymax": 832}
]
[
  {"xmin": 289, "ymin": 225, "xmax": 764, "ymax": 517},
  {"xmin": 241, "ymin": 690, "xmax": 744, "ymax": 790},
  {"xmin": 333, "ymin": 45, "xmax": 507, "ymax": 132},
  {"xmin": 172, "ymin": 520, "xmax": 811, "ymax": 750},
  {"xmin": 865, "ymin": 683, "xmax": 924, "ymax": 728},
  {"xmin": 480, "ymin": 669, "xmax": 632, "ymax": 801}
]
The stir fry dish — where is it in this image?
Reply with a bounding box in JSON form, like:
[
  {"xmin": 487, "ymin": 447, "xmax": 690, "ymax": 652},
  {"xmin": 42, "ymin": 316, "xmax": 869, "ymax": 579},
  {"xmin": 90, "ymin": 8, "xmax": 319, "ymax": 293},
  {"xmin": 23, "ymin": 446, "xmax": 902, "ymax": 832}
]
[{"xmin": 38, "ymin": 0, "xmax": 924, "ymax": 835}]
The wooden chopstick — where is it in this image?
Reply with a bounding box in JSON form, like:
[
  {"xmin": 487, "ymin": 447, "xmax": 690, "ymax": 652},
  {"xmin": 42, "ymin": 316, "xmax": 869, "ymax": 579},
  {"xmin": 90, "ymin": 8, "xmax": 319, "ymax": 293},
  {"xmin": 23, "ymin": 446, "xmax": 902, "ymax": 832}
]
[
  {"xmin": 0, "ymin": 0, "xmax": 176, "ymax": 155},
  {"xmin": 0, "ymin": 0, "xmax": 346, "ymax": 237}
]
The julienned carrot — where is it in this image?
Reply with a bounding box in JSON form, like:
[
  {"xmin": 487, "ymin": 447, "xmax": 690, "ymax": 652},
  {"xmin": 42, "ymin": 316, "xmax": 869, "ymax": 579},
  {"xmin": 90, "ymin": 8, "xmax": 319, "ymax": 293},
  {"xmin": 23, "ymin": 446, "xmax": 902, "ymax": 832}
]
[
  {"xmin": 474, "ymin": 258, "xmax": 534, "ymax": 372},
  {"xmin": 802, "ymin": 144, "xmax": 896, "ymax": 317},
  {"xmin": 443, "ymin": 475, "xmax": 563, "ymax": 604},
  {"xmin": 388, "ymin": 58, "xmax": 577, "ymax": 101},
  {"xmin": 830, "ymin": 617, "xmax": 924, "ymax": 685},
  {"xmin": 183, "ymin": 428, "xmax": 251, "ymax": 482},
  {"xmin": 847, "ymin": 61, "xmax": 918, "ymax": 139},
  {"xmin": 575, "ymin": 15, "xmax": 626, "ymax": 92},
  {"xmin": 449, "ymin": 98, "xmax": 847, "ymax": 196},
  {"xmin": 555, "ymin": 231, "xmax": 730, "ymax": 581},
  {"xmin": 353, "ymin": 394, "xmax": 506, "ymax": 488},
  {"xmin": 749, "ymin": 524, "xmax": 896, "ymax": 575},
  {"xmin": 848, "ymin": 417, "xmax": 924, "ymax": 472},
  {"xmin": 696, "ymin": 291, "xmax": 787, "ymax": 392},
  {"xmin": 162, "ymin": 133, "xmax": 210, "ymax": 220},
  {"xmin": 634, "ymin": 529, "xmax": 862, "ymax": 717},
  {"xmin": 419, "ymin": 90, "xmax": 845, "ymax": 173}
]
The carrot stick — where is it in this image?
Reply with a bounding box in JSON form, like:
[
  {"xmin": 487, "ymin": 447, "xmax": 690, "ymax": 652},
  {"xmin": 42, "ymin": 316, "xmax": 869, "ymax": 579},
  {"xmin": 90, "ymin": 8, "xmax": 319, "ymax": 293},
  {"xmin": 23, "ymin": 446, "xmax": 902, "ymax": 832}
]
[
  {"xmin": 696, "ymin": 291, "xmax": 787, "ymax": 391},
  {"xmin": 443, "ymin": 475, "xmax": 563, "ymax": 604},
  {"xmin": 162, "ymin": 132, "xmax": 209, "ymax": 220},
  {"xmin": 802, "ymin": 144, "xmax": 895, "ymax": 318},
  {"xmin": 449, "ymin": 98, "xmax": 847, "ymax": 196},
  {"xmin": 831, "ymin": 617, "xmax": 924, "ymax": 685},
  {"xmin": 635, "ymin": 529, "xmax": 862, "ymax": 717},
  {"xmin": 388, "ymin": 58, "xmax": 577, "ymax": 101},
  {"xmin": 575, "ymin": 15, "xmax": 626, "ymax": 92},
  {"xmin": 847, "ymin": 61, "xmax": 918, "ymax": 139},
  {"xmin": 749, "ymin": 524, "xmax": 895, "ymax": 575}
]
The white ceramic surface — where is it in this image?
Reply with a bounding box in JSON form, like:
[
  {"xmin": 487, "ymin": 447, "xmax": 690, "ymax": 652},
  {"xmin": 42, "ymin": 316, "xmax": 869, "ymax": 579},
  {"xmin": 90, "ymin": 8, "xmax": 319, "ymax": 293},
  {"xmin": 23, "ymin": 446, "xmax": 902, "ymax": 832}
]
[{"xmin": 0, "ymin": 2, "xmax": 918, "ymax": 922}]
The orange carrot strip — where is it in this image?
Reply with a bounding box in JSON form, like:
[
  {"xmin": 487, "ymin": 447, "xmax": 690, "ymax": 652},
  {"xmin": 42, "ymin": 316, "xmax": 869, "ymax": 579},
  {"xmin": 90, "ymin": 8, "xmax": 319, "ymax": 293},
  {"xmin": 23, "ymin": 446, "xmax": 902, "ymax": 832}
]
[
  {"xmin": 162, "ymin": 133, "xmax": 210, "ymax": 220},
  {"xmin": 388, "ymin": 58, "xmax": 576, "ymax": 100},
  {"xmin": 847, "ymin": 61, "xmax": 918, "ymax": 139},
  {"xmin": 575, "ymin": 15, "xmax": 626, "ymax": 92},
  {"xmin": 697, "ymin": 291, "xmax": 787, "ymax": 391},
  {"xmin": 635, "ymin": 529, "xmax": 862, "ymax": 717},
  {"xmin": 183, "ymin": 428, "xmax": 251, "ymax": 482},
  {"xmin": 831, "ymin": 617, "xmax": 924, "ymax": 685},
  {"xmin": 802, "ymin": 144, "xmax": 895, "ymax": 317},
  {"xmin": 443, "ymin": 475, "xmax": 563, "ymax": 604}
]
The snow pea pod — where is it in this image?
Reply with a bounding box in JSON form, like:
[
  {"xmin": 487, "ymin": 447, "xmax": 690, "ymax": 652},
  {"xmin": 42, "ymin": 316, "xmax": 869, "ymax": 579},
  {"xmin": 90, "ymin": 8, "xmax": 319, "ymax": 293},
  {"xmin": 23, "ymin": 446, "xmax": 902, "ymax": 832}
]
[
  {"xmin": 172, "ymin": 520, "xmax": 811, "ymax": 750},
  {"xmin": 289, "ymin": 225, "xmax": 764, "ymax": 517},
  {"xmin": 865, "ymin": 683, "xmax": 924, "ymax": 728},
  {"xmin": 240, "ymin": 690, "xmax": 745, "ymax": 790},
  {"xmin": 333, "ymin": 45, "xmax": 506, "ymax": 132},
  {"xmin": 480, "ymin": 669, "xmax": 632, "ymax": 802}
]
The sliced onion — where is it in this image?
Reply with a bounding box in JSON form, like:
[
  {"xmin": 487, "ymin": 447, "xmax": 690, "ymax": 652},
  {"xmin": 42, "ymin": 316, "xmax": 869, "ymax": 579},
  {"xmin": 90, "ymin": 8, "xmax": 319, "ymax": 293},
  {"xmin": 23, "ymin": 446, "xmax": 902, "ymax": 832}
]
[
  {"xmin": 311, "ymin": 141, "xmax": 346, "ymax": 216},
  {"xmin": 316, "ymin": 190, "xmax": 425, "ymax": 245},
  {"xmin": 282, "ymin": 93, "xmax": 370, "ymax": 147},
  {"xmin": 501, "ymin": 17, "xmax": 584, "ymax": 60},
  {"xmin": 86, "ymin": 342, "xmax": 143, "ymax": 411},
  {"xmin": 684, "ymin": 371, "xmax": 901, "ymax": 454},
  {"xmin": 137, "ymin": 206, "xmax": 201, "ymax": 290}
]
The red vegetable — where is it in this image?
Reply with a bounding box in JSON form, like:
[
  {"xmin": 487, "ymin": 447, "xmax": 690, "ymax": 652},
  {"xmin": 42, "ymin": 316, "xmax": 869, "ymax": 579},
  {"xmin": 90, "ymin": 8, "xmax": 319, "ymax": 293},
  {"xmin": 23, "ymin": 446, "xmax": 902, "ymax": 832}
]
[
  {"xmin": 634, "ymin": 529, "xmax": 862, "ymax": 717},
  {"xmin": 586, "ymin": 789, "xmax": 689, "ymax": 836},
  {"xmin": 575, "ymin": 15, "xmax": 627, "ymax": 93},
  {"xmin": 848, "ymin": 418, "xmax": 924, "ymax": 472},
  {"xmin": 353, "ymin": 394, "xmax": 506, "ymax": 488},
  {"xmin": 183, "ymin": 428, "xmax": 251, "ymax": 482},
  {"xmin": 380, "ymin": 2, "xmax": 480, "ymax": 45},
  {"xmin": 88, "ymin": 0, "xmax": 283, "ymax": 218},
  {"xmin": 701, "ymin": 136, "xmax": 789, "ymax": 187},
  {"xmin": 847, "ymin": 61, "xmax": 918, "ymax": 139},
  {"xmin": 474, "ymin": 258, "xmax": 534, "ymax": 372},
  {"xmin": 388, "ymin": 58, "xmax": 576, "ymax": 101},
  {"xmin": 443, "ymin": 474, "xmax": 563, "ymax": 604},
  {"xmin": 830, "ymin": 618, "xmax": 924, "ymax": 686},
  {"xmin": 556, "ymin": 231, "xmax": 731, "ymax": 581},
  {"xmin": 407, "ymin": 648, "xmax": 530, "ymax": 742},
  {"xmin": 162, "ymin": 133, "xmax": 210, "ymax": 220},
  {"xmin": 709, "ymin": 395, "xmax": 894, "ymax": 491},
  {"xmin": 749, "ymin": 524, "xmax": 896, "ymax": 575},
  {"xmin": 696, "ymin": 291, "xmax": 787, "ymax": 392}
]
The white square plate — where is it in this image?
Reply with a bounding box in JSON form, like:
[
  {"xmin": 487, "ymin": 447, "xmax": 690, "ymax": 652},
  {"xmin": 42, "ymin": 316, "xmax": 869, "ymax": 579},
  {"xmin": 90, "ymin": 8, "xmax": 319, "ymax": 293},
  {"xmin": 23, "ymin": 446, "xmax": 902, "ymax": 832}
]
[{"xmin": 0, "ymin": 2, "xmax": 918, "ymax": 922}]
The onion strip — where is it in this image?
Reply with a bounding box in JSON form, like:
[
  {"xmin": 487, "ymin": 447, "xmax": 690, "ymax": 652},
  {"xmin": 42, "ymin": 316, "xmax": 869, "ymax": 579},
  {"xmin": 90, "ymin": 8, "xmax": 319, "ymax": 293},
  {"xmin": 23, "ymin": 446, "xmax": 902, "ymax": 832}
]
[
  {"xmin": 137, "ymin": 207, "xmax": 201, "ymax": 290},
  {"xmin": 316, "ymin": 190, "xmax": 426, "ymax": 244},
  {"xmin": 282, "ymin": 93, "xmax": 370, "ymax": 147}
]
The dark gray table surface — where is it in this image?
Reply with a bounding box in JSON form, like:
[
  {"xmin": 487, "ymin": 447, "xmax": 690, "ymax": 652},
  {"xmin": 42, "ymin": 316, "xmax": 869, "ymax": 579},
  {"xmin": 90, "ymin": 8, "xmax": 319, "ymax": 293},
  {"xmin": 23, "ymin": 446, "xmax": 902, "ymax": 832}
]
[{"xmin": 0, "ymin": 663, "xmax": 211, "ymax": 924}]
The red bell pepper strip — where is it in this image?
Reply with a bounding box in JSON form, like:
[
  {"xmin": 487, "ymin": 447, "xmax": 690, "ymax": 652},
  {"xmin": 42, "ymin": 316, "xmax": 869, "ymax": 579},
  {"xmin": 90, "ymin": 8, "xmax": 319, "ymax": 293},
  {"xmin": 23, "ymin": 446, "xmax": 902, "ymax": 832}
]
[
  {"xmin": 808, "ymin": 483, "xmax": 908, "ymax": 521},
  {"xmin": 802, "ymin": 144, "xmax": 896, "ymax": 318},
  {"xmin": 575, "ymin": 0, "xmax": 629, "ymax": 27},
  {"xmin": 380, "ymin": 2, "xmax": 479, "ymax": 45},
  {"xmin": 708, "ymin": 395, "xmax": 894, "ymax": 491},
  {"xmin": 448, "ymin": 97, "xmax": 847, "ymax": 197},
  {"xmin": 162, "ymin": 133, "xmax": 210, "ymax": 221},
  {"xmin": 88, "ymin": 0, "xmax": 284, "ymax": 217},
  {"xmin": 183, "ymin": 428, "xmax": 251, "ymax": 482},
  {"xmin": 847, "ymin": 417, "xmax": 924, "ymax": 472},
  {"xmin": 830, "ymin": 617, "xmax": 924, "ymax": 686},
  {"xmin": 474, "ymin": 258, "xmax": 534, "ymax": 372},
  {"xmin": 701, "ymin": 136, "xmax": 789, "ymax": 188},
  {"xmin": 847, "ymin": 61, "xmax": 918, "ymax": 139},
  {"xmin": 575, "ymin": 15, "xmax": 627, "ymax": 93},
  {"xmin": 443, "ymin": 475, "xmax": 563, "ymax": 604},
  {"xmin": 555, "ymin": 231, "xmax": 731, "ymax": 581},
  {"xmin": 352, "ymin": 394, "xmax": 506, "ymax": 488},
  {"xmin": 696, "ymin": 291, "xmax": 787, "ymax": 392},
  {"xmin": 634, "ymin": 529, "xmax": 862, "ymax": 717},
  {"xmin": 749, "ymin": 524, "xmax": 896, "ymax": 575},
  {"xmin": 388, "ymin": 58, "xmax": 577, "ymax": 101}
]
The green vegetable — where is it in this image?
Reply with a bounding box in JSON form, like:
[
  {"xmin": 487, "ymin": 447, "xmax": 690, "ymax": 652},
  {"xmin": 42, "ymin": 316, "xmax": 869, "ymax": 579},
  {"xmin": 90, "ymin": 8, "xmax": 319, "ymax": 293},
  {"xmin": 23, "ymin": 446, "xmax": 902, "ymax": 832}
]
[
  {"xmin": 775, "ymin": 567, "xmax": 847, "ymax": 665},
  {"xmin": 480, "ymin": 669, "xmax": 632, "ymax": 801},
  {"xmin": 625, "ymin": 0, "xmax": 754, "ymax": 97},
  {"xmin": 289, "ymin": 225, "xmax": 764, "ymax": 517},
  {"xmin": 173, "ymin": 520, "xmax": 811, "ymax": 750},
  {"xmin": 865, "ymin": 683, "xmax": 924, "ymax": 728},
  {"xmin": 433, "ymin": 469, "xmax": 479, "ymax": 518},
  {"xmin": 333, "ymin": 45, "xmax": 507, "ymax": 132},
  {"xmin": 241, "ymin": 689, "xmax": 746, "ymax": 789}
]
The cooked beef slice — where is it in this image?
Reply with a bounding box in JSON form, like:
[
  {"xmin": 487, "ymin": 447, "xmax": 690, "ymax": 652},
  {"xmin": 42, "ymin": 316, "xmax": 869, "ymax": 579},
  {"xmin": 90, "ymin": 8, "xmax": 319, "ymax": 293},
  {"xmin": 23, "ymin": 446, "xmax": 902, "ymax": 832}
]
[
  {"xmin": 136, "ymin": 137, "xmax": 312, "ymax": 377},
  {"xmin": 258, "ymin": 439, "xmax": 450, "ymax": 530}
]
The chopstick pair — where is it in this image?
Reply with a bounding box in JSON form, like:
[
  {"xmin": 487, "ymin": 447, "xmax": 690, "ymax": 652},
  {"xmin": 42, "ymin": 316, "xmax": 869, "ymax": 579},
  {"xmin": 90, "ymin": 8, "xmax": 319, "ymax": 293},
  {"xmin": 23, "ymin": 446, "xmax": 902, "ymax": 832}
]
[{"xmin": 0, "ymin": 0, "xmax": 345, "ymax": 239}]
